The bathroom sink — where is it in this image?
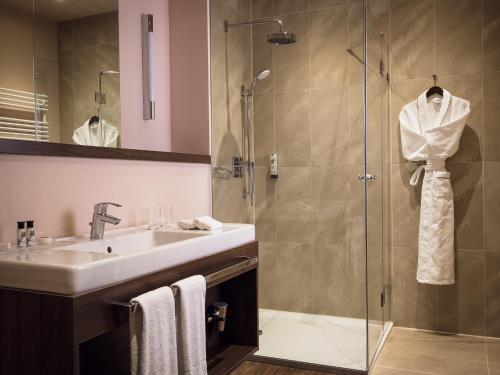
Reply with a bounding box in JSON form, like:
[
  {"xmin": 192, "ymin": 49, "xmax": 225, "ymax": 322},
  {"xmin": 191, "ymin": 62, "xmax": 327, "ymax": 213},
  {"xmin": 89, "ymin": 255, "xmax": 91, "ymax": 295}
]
[
  {"xmin": 60, "ymin": 230, "xmax": 208, "ymax": 255},
  {"xmin": 0, "ymin": 224, "xmax": 255, "ymax": 295}
]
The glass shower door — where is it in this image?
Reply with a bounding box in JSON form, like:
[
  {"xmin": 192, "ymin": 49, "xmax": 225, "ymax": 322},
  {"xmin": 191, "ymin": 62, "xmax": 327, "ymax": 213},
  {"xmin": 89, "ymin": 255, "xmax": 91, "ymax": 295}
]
[
  {"xmin": 208, "ymin": 0, "xmax": 392, "ymax": 372},
  {"xmin": 364, "ymin": 0, "xmax": 391, "ymax": 366}
]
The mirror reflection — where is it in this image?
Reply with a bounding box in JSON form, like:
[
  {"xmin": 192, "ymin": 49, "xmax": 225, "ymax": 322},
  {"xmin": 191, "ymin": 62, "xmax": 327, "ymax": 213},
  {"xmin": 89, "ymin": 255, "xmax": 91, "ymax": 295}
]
[{"xmin": 0, "ymin": 0, "xmax": 120, "ymax": 147}]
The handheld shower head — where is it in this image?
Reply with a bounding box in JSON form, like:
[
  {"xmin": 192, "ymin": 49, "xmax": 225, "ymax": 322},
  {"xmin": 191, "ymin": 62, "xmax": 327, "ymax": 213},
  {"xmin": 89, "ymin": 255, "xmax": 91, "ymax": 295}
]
[
  {"xmin": 250, "ymin": 69, "xmax": 271, "ymax": 91},
  {"xmin": 256, "ymin": 69, "xmax": 271, "ymax": 81}
]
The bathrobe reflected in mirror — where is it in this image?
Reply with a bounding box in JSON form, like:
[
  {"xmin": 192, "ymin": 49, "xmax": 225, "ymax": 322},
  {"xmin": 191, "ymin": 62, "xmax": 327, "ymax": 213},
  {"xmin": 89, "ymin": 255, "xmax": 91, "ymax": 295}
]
[
  {"xmin": 73, "ymin": 117, "xmax": 119, "ymax": 148},
  {"xmin": 400, "ymin": 89, "xmax": 470, "ymax": 285}
]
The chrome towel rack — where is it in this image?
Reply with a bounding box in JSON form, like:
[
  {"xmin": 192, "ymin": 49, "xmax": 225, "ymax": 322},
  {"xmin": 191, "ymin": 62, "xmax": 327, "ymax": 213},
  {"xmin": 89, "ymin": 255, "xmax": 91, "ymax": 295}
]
[{"xmin": 111, "ymin": 256, "xmax": 258, "ymax": 315}]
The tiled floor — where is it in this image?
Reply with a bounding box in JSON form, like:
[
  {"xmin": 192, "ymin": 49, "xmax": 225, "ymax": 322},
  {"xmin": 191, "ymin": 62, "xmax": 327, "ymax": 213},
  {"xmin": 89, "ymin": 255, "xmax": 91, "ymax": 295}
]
[
  {"xmin": 231, "ymin": 328, "xmax": 500, "ymax": 375},
  {"xmin": 374, "ymin": 328, "xmax": 500, "ymax": 375}
]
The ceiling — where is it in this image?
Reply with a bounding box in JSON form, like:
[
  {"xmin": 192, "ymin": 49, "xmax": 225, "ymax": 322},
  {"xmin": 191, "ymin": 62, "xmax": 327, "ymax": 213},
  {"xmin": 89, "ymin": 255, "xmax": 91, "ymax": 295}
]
[{"xmin": 0, "ymin": 0, "xmax": 118, "ymax": 22}]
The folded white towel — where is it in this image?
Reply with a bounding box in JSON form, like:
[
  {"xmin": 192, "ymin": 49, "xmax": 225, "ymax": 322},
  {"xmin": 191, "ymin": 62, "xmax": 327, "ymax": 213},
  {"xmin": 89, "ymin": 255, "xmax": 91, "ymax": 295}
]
[
  {"xmin": 130, "ymin": 287, "xmax": 178, "ymax": 375},
  {"xmin": 193, "ymin": 216, "xmax": 223, "ymax": 231},
  {"xmin": 172, "ymin": 276, "xmax": 208, "ymax": 375},
  {"xmin": 177, "ymin": 218, "xmax": 196, "ymax": 230}
]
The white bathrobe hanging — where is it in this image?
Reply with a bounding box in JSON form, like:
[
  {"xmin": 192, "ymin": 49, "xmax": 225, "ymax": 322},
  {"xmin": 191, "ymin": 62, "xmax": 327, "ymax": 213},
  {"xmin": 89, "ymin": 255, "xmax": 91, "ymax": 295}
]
[
  {"xmin": 399, "ymin": 89, "xmax": 470, "ymax": 285},
  {"xmin": 72, "ymin": 119, "xmax": 118, "ymax": 148}
]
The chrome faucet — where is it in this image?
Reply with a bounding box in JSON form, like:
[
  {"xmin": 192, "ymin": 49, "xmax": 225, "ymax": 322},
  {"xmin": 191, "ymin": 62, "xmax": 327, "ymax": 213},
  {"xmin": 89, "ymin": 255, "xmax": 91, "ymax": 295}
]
[{"xmin": 89, "ymin": 202, "xmax": 122, "ymax": 240}]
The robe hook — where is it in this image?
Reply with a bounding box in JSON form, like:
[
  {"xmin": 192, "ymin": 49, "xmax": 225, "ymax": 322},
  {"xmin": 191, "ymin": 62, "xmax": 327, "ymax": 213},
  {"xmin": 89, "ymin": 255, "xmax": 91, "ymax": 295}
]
[{"xmin": 432, "ymin": 74, "xmax": 438, "ymax": 85}]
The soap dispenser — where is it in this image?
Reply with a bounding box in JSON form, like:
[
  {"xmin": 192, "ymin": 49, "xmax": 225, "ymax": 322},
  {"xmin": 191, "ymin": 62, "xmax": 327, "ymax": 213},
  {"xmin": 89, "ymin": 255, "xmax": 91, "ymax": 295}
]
[{"xmin": 270, "ymin": 153, "xmax": 278, "ymax": 179}]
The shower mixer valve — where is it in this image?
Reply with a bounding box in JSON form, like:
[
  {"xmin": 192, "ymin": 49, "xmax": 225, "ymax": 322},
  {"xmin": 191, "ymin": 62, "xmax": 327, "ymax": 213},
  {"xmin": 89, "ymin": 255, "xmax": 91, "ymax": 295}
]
[{"xmin": 233, "ymin": 157, "xmax": 244, "ymax": 178}]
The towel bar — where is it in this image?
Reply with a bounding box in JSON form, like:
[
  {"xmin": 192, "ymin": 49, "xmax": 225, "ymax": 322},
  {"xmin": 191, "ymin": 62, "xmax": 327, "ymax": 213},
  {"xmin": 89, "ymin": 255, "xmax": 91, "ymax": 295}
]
[
  {"xmin": 112, "ymin": 287, "xmax": 179, "ymax": 314},
  {"xmin": 111, "ymin": 256, "xmax": 257, "ymax": 315}
]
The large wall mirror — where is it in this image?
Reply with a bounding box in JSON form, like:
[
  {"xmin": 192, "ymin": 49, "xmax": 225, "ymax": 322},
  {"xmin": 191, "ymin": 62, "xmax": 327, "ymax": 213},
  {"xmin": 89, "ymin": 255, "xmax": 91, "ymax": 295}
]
[
  {"xmin": 1, "ymin": 0, "xmax": 120, "ymax": 146},
  {"xmin": 0, "ymin": 0, "xmax": 210, "ymax": 159}
]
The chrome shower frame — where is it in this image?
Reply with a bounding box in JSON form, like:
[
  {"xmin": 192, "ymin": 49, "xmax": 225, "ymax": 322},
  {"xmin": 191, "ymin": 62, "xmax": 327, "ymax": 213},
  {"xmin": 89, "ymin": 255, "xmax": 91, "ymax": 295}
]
[
  {"xmin": 95, "ymin": 70, "xmax": 120, "ymax": 106},
  {"xmin": 238, "ymin": 70, "xmax": 270, "ymax": 205},
  {"xmin": 240, "ymin": 86, "xmax": 255, "ymax": 205}
]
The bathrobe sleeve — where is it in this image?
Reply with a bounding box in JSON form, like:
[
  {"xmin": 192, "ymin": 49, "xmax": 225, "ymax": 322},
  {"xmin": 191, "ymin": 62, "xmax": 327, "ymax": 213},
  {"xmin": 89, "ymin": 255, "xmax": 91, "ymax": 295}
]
[{"xmin": 399, "ymin": 102, "xmax": 428, "ymax": 161}]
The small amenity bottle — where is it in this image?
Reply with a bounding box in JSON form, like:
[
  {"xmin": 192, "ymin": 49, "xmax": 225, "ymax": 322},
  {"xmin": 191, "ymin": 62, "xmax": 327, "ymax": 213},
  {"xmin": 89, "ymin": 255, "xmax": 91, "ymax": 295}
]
[
  {"xmin": 17, "ymin": 221, "xmax": 27, "ymax": 247},
  {"xmin": 27, "ymin": 221, "xmax": 35, "ymax": 246}
]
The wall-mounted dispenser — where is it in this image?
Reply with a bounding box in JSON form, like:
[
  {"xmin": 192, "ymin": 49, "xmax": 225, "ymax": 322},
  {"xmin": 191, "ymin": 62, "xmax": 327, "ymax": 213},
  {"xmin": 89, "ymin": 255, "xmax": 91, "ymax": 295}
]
[
  {"xmin": 270, "ymin": 153, "xmax": 278, "ymax": 179},
  {"xmin": 141, "ymin": 14, "xmax": 155, "ymax": 120}
]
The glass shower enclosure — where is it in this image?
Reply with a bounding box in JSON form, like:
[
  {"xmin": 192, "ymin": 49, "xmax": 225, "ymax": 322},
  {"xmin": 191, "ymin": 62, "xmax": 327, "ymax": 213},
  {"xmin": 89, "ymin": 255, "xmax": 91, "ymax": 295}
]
[{"xmin": 210, "ymin": 0, "xmax": 391, "ymax": 372}]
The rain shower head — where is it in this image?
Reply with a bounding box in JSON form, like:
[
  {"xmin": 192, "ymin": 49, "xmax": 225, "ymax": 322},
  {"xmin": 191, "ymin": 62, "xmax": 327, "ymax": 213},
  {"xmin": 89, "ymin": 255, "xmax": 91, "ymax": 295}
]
[
  {"xmin": 266, "ymin": 18, "xmax": 296, "ymax": 45},
  {"xmin": 267, "ymin": 31, "xmax": 296, "ymax": 45},
  {"xmin": 224, "ymin": 18, "xmax": 296, "ymax": 45}
]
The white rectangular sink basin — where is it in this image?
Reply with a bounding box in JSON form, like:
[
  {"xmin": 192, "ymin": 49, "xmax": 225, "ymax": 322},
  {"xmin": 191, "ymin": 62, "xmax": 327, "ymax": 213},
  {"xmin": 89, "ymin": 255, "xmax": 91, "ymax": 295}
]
[
  {"xmin": 0, "ymin": 224, "xmax": 255, "ymax": 295},
  {"xmin": 61, "ymin": 230, "xmax": 208, "ymax": 255}
]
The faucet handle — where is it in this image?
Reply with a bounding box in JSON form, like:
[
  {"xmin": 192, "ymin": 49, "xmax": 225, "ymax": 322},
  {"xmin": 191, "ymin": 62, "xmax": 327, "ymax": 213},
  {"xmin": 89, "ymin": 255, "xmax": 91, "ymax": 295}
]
[
  {"xmin": 94, "ymin": 202, "xmax": 122, "ymax": 213},
  {"xmin": 100, "ymin": 202, "xmax": 122, "ymax": 207}
]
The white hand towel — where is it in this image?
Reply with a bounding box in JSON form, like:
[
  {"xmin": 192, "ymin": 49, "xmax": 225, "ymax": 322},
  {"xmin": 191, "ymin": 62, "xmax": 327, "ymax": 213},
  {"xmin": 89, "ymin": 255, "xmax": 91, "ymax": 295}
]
[
  {"xmin": 130, "ymin": 287, "xmax": 178, "ymax": 375},
  {"xmin": 172, "ymin": 276, "xmax": 208, "ymax": 375},
  {"xmin": 177, "ymin": 218, "xmax": 196, "ymax": 230},
  {"xmin": 194, "ymin": 216, "xmax": 223, "ymax": 231}
]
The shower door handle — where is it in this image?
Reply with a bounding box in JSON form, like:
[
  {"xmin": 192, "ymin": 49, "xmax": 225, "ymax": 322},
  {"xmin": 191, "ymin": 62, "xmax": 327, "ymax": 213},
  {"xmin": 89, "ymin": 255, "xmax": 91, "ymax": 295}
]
[{"xmin": 358, "ymin": 174, "xmax": 377, "ymax": 182}]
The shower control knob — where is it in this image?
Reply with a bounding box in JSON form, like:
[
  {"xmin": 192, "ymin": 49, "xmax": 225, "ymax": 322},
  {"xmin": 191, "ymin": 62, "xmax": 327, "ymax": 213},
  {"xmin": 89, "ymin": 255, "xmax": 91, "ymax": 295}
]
[{"xmin": 358, "ymin": 174, "xmax": 377, "ymax": 182}]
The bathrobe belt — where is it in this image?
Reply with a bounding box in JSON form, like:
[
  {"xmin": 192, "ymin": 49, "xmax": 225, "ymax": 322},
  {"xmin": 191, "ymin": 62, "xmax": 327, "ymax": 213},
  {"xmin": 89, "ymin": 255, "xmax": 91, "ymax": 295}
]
[{"xmin": 410, "ymin": 159, "xmax": 446, "ymax": 186}]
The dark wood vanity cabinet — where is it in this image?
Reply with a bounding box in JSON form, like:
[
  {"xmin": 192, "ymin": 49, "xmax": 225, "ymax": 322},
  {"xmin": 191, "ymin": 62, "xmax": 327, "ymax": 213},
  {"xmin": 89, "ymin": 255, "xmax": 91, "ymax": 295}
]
[{"xmin": 0, "ymin": 241, "xmax": 258, "ymax": 375}]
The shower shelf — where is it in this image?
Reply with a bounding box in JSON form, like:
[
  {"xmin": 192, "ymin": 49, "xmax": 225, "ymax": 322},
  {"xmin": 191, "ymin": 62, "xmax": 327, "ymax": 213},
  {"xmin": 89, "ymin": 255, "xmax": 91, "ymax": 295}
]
[{"xmin": 213, "ymin": 166, "xmax": 233, "ymax": 179}]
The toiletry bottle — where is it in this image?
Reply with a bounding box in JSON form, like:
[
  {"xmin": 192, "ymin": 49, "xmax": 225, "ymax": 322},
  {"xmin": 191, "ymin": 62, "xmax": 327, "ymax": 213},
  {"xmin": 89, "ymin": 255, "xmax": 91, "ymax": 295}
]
[
  {"xmin": 26, "ymin": 221, "xmax": 35, "ymax": 246},
  {"xmin": 17, "ymin": 221, "xmax": 27, "ymax": 247}
]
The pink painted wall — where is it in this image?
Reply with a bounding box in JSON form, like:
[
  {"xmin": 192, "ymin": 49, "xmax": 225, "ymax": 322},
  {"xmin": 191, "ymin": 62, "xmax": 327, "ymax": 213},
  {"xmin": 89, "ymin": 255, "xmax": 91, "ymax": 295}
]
[
  {"xmin": 119, "ymin": 0, "xmax": 172, "ymax": 152},
  {"xmin": 0, "ymin": 155, "xmax": 210, "ymax": 243},
  {"xmin": 169, "ymin": 0, "xmax": 210, "ymax": 155}
]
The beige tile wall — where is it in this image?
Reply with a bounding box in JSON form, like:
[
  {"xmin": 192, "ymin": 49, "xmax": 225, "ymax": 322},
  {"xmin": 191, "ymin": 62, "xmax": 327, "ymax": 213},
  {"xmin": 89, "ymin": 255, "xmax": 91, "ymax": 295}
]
[
  {"xmin": 211, "ymin": 0, "xmax": 500, "ymax": 339},
  {"xmin": 57, "ymin": 11, "xmax": 120, "ymax": 144},
  {"xmin": 390, "ymin": 0, "xmax": 500, "ymax": 337},
  {"xmin": 251, "ymin": 0, "xmax": 390, "ymax": 321}
]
